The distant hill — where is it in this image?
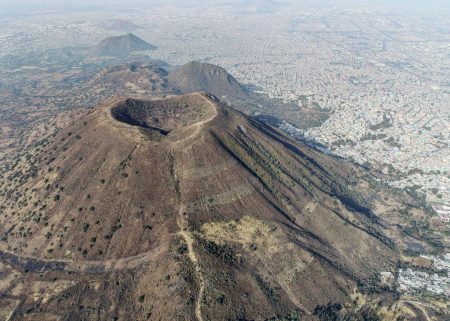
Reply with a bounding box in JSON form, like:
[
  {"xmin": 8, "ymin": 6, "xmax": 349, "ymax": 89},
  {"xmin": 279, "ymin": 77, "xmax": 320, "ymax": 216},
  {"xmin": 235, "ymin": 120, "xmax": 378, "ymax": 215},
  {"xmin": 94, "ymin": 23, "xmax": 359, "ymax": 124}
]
[
  {"xmin": 89, "ymin": 33, "xmax": 156, "ymax": 57},
  {"xmin": 168, "ymin": 61, "xmax": 247, "ymax": 98}
]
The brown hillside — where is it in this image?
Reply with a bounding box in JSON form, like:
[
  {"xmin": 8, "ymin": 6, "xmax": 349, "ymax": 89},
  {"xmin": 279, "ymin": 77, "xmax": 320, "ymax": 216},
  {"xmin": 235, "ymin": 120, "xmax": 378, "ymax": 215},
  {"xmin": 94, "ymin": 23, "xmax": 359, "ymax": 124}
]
[
  {"xmin": 168, "ymin": 62, "xmax": 247, "ymax": 98},
  {"xmin": 0, "ymin": 93, "xmax": 401, "ymax": 321}
]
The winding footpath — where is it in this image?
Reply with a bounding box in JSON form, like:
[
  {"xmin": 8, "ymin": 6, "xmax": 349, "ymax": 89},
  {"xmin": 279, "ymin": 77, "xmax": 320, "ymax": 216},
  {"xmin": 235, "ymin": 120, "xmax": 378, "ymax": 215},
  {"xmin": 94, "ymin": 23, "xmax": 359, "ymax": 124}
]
[
  {"xmin": 0, "ymin": 245, "xmax": 165, "ymax": 274},
  {"xmin": 177, "ymin": 206, "xmax": 206, "ymax": 321},
  {"xmin": 172, "ymin": 93, "xmax": 218, "ymax": 321},
  {"xmin": 401, "ymin": 300, "xmax": 432, "ymax": 321}
]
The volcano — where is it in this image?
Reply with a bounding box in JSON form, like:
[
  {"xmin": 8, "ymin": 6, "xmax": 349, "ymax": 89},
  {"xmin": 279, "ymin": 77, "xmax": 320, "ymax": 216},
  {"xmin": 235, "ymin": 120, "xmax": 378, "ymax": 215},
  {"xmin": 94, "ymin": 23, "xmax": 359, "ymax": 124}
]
[
  {"xmin": 0, "ymin": 93, "xmax": 406, "ymax": 321},
  {"xmin": 89, "ymin": 33, "xmax": 157, "ymax": 57},
  {"xmin": 168, "ymin": 62, "xmax": 247, "ymax": 98}
]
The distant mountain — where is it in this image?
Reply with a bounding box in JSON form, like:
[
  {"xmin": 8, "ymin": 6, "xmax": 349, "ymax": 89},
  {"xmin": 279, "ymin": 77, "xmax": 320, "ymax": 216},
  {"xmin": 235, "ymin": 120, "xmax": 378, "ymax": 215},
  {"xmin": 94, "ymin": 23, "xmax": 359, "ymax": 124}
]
[
  {"xmin": 89, "ymin": 33, "xmax": 156, "ymax": 57},
  {"xmin": 168, "ymin": 61, "xmax": 247, "ymax": 98}
]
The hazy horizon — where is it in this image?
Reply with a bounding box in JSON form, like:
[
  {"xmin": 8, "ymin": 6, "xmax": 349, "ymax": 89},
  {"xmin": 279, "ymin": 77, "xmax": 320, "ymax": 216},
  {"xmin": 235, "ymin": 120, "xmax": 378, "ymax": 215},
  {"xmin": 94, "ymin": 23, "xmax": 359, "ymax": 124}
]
[{"xmin": 2, "ymin": 0, "xmax": 450, "ymax": 11}]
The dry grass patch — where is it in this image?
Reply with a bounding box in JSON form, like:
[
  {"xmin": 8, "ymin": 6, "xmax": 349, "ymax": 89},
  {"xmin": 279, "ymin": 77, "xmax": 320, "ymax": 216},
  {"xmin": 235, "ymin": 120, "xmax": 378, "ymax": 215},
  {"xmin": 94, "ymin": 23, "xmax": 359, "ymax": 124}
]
[
  {"xmin": 200, "ymin": 216, "xmax": 314, "ymax": 281},
  {"xmin": 200, "ymin": 216, "xmax": 271, "ymax": 247}
]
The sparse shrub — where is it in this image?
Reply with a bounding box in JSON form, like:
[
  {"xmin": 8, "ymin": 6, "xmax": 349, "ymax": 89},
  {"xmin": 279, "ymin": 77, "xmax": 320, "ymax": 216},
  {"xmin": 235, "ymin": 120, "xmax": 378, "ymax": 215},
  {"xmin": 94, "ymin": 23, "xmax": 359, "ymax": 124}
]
[{"xmin": 177, "ymin": 244, "xmax": 188, "ymax": 254}]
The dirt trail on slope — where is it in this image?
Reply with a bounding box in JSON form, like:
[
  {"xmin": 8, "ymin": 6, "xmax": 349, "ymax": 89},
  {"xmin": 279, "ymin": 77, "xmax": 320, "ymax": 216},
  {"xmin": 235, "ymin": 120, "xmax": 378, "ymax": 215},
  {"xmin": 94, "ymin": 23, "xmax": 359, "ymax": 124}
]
[
  {"xmin": 171, "ymin": 95, "xmax": 215, "ymax": 321},
  {"xmin": 0, "ymin": 244, "xmax": 165, "ymax": 274},
  {"xmin": 177, "ymin": 205, "xmax": 205, "ymax": 321},
  {"xmin": 402, "ymin": 300, "xmax": 432, "ymax": 321},
  {"xmin": 172, "ymin": 93, "xmax": 218, "ymax": 146}
]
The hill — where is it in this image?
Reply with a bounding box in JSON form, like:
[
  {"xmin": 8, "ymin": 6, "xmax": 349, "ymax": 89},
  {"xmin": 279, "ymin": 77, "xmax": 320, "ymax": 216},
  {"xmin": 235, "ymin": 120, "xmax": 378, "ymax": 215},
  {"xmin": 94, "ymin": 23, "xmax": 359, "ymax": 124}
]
[
  {"xmin": 83, "ymin": 62, "xmax": 171, "ymax": 98},
  {"xmin": 0, "ymin": 93, "xmax": 426, "ymax": 321},
  {"xmin": 168, "ymin": 62, "xmax": 247, "ymax": 98},
  {"xmin": 89, "ymin": 33, "xmax": 157, "ymax": 57}
]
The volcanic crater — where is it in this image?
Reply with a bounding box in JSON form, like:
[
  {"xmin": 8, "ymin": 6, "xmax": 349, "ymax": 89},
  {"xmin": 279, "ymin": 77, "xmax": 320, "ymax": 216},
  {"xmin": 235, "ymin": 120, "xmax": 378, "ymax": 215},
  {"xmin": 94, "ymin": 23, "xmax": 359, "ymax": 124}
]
[{"xmin": 110, "ymin": 94, "xmax": 217, "ymax": 138}]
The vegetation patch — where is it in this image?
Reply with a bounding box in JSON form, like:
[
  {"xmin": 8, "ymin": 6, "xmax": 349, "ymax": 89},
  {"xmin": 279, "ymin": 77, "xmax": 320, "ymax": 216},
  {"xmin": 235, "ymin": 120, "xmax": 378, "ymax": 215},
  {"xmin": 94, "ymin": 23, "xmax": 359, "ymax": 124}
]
[{"xmin": 200, "ymin": 216, "xmax": 271, "ymax": 248}]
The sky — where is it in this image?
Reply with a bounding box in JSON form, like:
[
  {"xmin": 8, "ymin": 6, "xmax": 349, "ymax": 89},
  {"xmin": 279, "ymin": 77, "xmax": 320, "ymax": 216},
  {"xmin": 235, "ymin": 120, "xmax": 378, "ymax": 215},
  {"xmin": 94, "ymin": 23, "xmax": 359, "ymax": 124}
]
[{"xmin": 1, "ymin": 0, "xmax": 449, "ymax": 12}]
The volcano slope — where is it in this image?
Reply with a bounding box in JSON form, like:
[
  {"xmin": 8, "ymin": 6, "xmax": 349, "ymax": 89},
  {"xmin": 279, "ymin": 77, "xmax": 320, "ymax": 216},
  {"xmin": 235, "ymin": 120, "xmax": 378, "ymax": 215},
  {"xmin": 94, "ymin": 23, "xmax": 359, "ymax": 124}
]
[
  {"xmin": 0, "ymin": 93, "xmax": 413, "ymax": 321},
  {"xmin": 168, "ymin": 62, "xmax": 247, "ymax": 98}
]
